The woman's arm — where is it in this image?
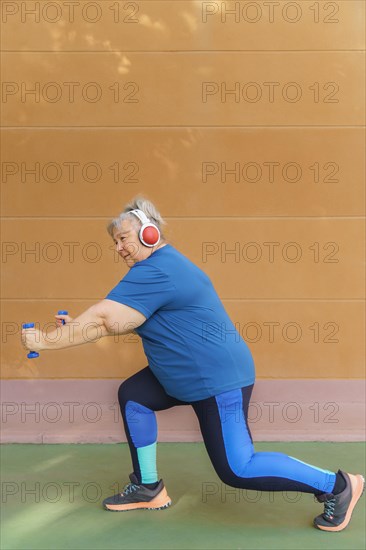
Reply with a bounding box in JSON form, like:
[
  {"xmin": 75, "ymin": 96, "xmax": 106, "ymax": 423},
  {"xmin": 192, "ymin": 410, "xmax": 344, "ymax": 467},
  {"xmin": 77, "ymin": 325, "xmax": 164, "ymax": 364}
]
[{"xmin": 21, "ymin": 300, "xmax": 146, "ymax": 352}]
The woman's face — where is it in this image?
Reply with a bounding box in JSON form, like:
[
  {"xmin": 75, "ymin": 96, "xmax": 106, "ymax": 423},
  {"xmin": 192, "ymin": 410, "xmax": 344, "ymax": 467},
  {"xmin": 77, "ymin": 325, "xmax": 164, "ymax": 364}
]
[{"xmin": 112, "ymin": 218, "xmax": 151, "ymax": 267}]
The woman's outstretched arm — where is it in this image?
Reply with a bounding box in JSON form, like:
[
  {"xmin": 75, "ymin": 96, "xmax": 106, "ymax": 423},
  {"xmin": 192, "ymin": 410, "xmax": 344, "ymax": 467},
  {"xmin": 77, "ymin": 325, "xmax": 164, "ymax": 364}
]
[{"xmin": 21, "ymin": 300, "xmax": 146, "ymax": 352}]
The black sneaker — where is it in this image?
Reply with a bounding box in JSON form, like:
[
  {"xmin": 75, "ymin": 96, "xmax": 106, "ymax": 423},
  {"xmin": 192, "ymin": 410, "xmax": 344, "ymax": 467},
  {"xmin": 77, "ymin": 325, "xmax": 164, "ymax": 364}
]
[
  {"xmin": 313, "ymin": 470, "xmax": 365, "ymax": 531},
  {"xmin": 103, "ymin": 473, "xmax": 172, "ymax": 512}
]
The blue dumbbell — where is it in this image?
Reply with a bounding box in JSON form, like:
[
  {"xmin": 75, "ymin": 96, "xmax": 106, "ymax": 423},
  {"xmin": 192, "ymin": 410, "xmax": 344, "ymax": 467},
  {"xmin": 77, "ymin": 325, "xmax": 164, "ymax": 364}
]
[
  {"xmin": 22, "ymin": 323, "xmax": 39, "ymax": 359},
  {"xmin": 57, "ymin": 310, "xmax": 68, "ymax": 325}
]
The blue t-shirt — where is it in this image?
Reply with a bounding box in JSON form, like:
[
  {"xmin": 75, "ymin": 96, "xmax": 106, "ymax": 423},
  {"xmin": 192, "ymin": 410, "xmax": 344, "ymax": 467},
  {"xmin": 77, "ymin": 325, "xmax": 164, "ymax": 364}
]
[{"xmin": 105, "ymin": 244, "xmax": 255, "ymax": 401}]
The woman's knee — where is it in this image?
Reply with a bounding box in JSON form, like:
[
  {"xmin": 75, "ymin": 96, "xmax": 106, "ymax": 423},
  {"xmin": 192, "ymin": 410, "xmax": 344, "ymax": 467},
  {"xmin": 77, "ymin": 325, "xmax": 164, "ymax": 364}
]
[
  {"xmin": 118, "ymin": 377, "xmax": 136, "ymax": 407},
  {"xmin": 118, "ymin": 366, "xmax": 153, "ymax": 407}
]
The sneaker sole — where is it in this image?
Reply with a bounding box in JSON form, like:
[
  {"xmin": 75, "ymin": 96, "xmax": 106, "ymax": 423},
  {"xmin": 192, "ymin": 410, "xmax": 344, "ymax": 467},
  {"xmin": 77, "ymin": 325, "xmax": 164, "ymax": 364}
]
[
  {"xmin": 103, "ymin": 488, "xmax": 172, "ymax": 512},
  {"xmin": 315, "ymin": 474, "xmax": 365, "ymax": 532}
]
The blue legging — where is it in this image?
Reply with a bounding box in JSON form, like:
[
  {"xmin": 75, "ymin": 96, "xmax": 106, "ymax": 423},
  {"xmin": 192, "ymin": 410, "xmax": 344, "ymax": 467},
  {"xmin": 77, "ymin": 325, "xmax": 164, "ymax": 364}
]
[{"xmin": 118, "ymin": 367, "xmax": 336, "ymax": 495}]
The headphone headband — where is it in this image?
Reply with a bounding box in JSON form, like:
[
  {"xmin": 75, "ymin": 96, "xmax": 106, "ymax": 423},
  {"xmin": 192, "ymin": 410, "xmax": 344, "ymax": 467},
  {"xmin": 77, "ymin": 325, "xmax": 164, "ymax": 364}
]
[{"xmin": 129, "ymin": 209, "xmax": 150, "ymax": 226}]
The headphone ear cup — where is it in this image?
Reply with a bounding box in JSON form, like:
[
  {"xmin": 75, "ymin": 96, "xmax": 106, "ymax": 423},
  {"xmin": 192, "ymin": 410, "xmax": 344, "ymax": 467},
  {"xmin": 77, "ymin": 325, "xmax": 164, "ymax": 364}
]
[{"xmin": 139, "ymin": 223, "xmax": 160, "ymax": 247}]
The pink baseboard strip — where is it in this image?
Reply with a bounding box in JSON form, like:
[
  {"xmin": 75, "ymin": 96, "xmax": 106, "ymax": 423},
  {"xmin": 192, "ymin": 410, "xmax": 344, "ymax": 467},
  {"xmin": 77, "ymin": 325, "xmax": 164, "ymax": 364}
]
[{"xmin": 1, "ymin": 379, "xmax": 365, "ymax": 443}]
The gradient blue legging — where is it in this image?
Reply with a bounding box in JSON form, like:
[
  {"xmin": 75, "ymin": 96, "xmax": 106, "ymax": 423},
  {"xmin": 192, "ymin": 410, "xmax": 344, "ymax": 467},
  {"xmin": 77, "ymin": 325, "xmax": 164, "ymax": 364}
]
[{"xmin": 118, "ymin": 367, "xmax": 336, "ymax": 495}]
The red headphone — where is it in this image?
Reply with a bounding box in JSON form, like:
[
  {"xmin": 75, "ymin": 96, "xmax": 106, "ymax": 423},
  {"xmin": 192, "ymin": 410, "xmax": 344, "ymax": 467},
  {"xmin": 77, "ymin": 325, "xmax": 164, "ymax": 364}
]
[{"xmin": 129, "ymin": 209, "xmax": 161, "ymax": 247}]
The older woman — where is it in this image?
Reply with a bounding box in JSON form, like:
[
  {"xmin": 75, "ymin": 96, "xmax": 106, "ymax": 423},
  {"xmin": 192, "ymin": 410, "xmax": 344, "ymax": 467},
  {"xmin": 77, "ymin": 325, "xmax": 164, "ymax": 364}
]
[{"xmin": 22, "ymin": 197, "xmax": 364, "ymax": 532}]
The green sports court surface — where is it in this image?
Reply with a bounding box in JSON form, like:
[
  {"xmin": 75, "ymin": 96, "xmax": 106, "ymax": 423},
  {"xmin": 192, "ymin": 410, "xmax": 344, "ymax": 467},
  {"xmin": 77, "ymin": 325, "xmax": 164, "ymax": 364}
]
[{"xmin": 1, "ymin": 442, "xmax": 365, "ymax": 550}]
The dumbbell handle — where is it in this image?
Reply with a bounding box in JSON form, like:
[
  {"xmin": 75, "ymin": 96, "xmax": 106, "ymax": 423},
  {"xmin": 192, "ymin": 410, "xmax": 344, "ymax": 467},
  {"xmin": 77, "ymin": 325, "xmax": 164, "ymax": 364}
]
[
  {"xmin": 57, "ymin": 310, "xmax": 68, "ymax": 325},
  {"xmin": 22, "ymin": 323, "xmax": 39, "ymax": 359}
]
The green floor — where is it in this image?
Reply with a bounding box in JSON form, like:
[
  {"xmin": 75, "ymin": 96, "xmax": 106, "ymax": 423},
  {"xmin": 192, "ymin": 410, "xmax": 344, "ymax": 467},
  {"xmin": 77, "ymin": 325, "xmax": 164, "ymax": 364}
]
[{"xmin": 1, "ymin": 442, "xmax": 365, "ymax": 550}]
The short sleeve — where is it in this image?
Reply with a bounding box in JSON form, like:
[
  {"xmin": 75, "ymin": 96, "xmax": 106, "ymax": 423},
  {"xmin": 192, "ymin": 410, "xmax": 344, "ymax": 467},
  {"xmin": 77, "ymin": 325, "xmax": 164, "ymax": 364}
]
[{"xmin": 105, "ymin": 263, "xmax": 176, "ymax": 319}]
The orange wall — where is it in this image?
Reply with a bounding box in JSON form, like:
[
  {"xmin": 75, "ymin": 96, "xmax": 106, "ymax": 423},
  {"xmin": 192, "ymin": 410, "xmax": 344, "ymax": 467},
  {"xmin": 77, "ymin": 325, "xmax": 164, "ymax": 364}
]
[{"xmin": 1, "ymin": 1, "xmax": 365, "ymax": 380}]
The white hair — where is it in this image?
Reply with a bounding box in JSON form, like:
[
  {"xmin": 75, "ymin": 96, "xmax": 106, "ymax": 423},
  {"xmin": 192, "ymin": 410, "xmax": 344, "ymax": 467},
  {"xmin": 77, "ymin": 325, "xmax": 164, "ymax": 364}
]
[{"xmin": 107, "ymin": 195, "xmax": 167, "ymax": 239}]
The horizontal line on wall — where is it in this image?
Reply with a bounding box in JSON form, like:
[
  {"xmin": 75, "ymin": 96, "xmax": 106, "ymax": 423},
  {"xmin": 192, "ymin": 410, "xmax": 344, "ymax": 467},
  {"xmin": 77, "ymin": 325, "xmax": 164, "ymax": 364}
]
[
  {"xmin": 1, "ymin": 126, "xmax": 365, "ymax": 129},
  {"xmin": 2, "ymin": 298, "xmax": 105, "ymax": 302},
  {"xmin": 222, "ymin": 298, "xmax": 365, "ymax": 302},
  {"xmin": 2, "ymin": 298, "xmax": 364, "ymax": 302},
  {"xmin": 0, "ymin": 0, "xmax": 359, "ymax": 2},
  {"xmin": 0, "ymin": 0, "xmax": 361, "ymax": 5},
  {"xmin": 2, "ymin": 50, "xmax": 365, "ymax": 53},
  {"xmin": 1, "ymin": 216, "xmax": 365, "ymax": 220}
]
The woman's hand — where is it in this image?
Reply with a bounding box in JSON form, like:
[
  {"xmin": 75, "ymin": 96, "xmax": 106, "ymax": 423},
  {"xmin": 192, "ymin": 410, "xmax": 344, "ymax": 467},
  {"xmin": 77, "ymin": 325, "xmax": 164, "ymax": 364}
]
[
  {"xmin": 21, "ymin": 326, "xmax": 46, "ymax": 353},
  {"xmin": 54, "ymin": 313, "xmax": 73, "ymax": 326}
]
